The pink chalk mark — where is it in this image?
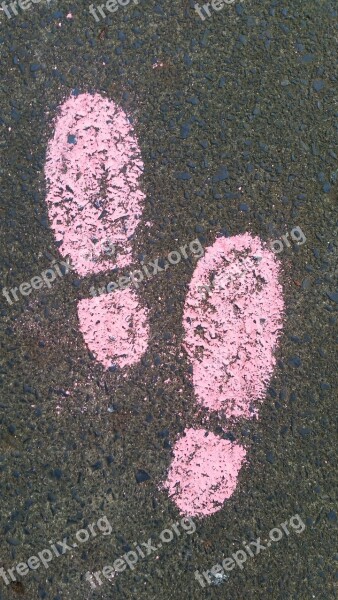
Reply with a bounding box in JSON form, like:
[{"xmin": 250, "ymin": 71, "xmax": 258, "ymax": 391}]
[
  {"xmin": 163, "ymin": 428, "xmax": 247, "ymax": 517},
  {"xmin": 44, "ymin": 93, "xmax": 145, "ymax": 277},
  {"xmin": 183, "ymin": 233, "xmax": 284, "ymax": 419},
  {"xmin": 77, "ymin": 289, "xmax": 149, "ymax": 370}
]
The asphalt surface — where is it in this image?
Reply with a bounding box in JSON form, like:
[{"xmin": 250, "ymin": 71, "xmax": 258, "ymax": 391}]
[{"xmin": 0, "ymin": 0, "xmax": 337, "ymax": 599}]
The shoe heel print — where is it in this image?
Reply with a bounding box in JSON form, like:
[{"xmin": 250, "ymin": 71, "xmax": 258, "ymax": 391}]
[{"xmin": 44, "ymin": 93, "xmax": 149, "ymax": 369}]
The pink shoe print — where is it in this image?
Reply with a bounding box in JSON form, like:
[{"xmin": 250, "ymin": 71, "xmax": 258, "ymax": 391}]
[
  {"xmin": 44, "ymin": 93, "xmax": 149, "ymax": 370},
  {"xmin": 163, "ymin": 233, "xmax": 284, "ymax": 517}
]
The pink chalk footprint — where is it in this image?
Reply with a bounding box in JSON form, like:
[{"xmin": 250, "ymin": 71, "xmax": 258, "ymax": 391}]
[
  {"xmin": 44, "ymin": 93, "xmax": 149, "ymax": 368},
  {"xmin": 163, "ymin": 234, "xmax": 284, "ymax": 517}
]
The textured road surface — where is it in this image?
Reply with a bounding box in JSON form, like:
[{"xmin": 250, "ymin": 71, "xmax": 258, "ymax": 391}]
[{"xmin": 0, "ymin": 0, "xmax": 337, "ymax": 599}]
